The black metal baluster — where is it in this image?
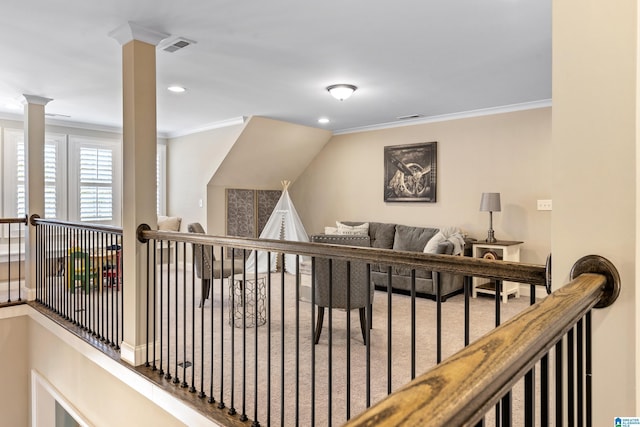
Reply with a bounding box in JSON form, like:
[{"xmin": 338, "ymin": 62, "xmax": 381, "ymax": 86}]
[
  {"xmin": 387, "ymin": 265, "xmax": 392, "ymax": 395},
  {"xmin": 152, "ymin": 240, "xmax": 157, "ymax": 371},
  {"xmin": 266, "ymin": 254, "xmax": 272, "ymax": 425},
  {"xmin": 311, "ymin": 257, "xmax": 316, "ymax": 425},
  {"xmin": 228, "ymin": 248, "xmax": 237, "ymax": 416},
  {"xmin": 208, "ymin": 244, "xmax": 215, "ymax": 402},
  {"xmin": 436, "ymin": 272, "xmax": 442, "ymax": 364},
  {"xmin": 577, "ymin": 319, "xmax": 584, "ymax": 426},
  {"xmin": 585, "ymin": 312, "xmax": 592, "ymax": 427},
  {"xmin": 365, "ymin": 264, "xmax": 371, "ymax": 409},
  {"xmin": 240, "ymin": 249, "xmax": 248, "ymax": 421},
  {"xmin": 294, "ymin": 255, "xmax": 300, "ymax": 426},
  {"xmin": 145, "ymin": 242, "xmax": 151, "ymax": 368},
  {"xmin": 198, "ymin": 245, "xmax": 206, "ymax": 399},
  {"xmin": 494, "ymin": 279, "xmax": 502, "ymax": 427},
  {"xmin": 189, "ymin": 247, "xmax": 196, "ymax": 393},
  {"xmin": 464, "ymin": 276, "xmax": 471, "ymax": 346},
  {"xmin": 568, "ymin": 328, "xmax": 575, "ymax": 426},
  {"xmin": 501, "ymin": 392, "xmax": 512, "ymax": 427},
  {"xmin": 411, "ymin": 269, "xmax": 416, "ymax": 380},
  {"xmin": 173, "ymin": 242, "xmax": 179, "ymax": 385},
  {"xmin": 346, "ymin": 261, "xmax": 352, "ymax": 422},
  {"xmin": 166, "ymin": 240, "xmax": 173, "ymax": 382},
  {"xmin": 182, "ymin": 242, "xmax": 188, "ymax": 389},
  {"xmin": 541, "ymin": 353, "xmax": 549, "ymax": 425},
  {"xmin": 328, "ymin": 258, "xmax": 333, "ymax": 425},
  {"xmin": 158, "ymin": 240, "xmax": 164, "ymax": 377},
  {"xmin": 253, "ymin": 251, "xmax": 263, "ymax": 425},
  {"xmin": 218, "ymin": 246, "xmax": 228, "ymax": 410},
  {"xmin": 556, "ymin": 339, "xmax": 564, "ymax": 426}
]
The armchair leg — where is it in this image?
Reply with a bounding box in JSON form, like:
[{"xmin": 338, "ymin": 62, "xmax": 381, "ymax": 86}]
[
  {"xmin": 314, "ymin": 307, "xmax": 325, "ymax": 344},
  {"xmin": 359, "ymin": 307, "xmax": 368, "ymax": 345},
  {"xmin": 199, "ymin": 279, "xmax": 211, "ymax": 308}
]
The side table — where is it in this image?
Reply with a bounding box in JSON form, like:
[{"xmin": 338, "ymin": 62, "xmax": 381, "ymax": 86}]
[
  {"xmin": 472, "ymin": 240, "xmax": 523, "ymax": 303},
  {"xmin": 229, "ymin": 273, "xmax": 267, "ymax": 328}
]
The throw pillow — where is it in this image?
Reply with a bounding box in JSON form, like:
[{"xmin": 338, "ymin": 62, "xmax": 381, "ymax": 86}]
[
  {"xmin": 324, "ymin": 226, "xmax": 339, "ymax": 235},
  {"xmin": 336, "ymin": 221, "xmax": 369, "ymax": 236},
  {"xmin": 158, "ymin": 215, "xmax": 182, "ymax": 231},
  {"xmin": 424, "ymin": 231, "xmax": 446, "ymax": 253},
  {"xmin": 392, "ymin": 224, "xmax": 439, "ymax": 252}
]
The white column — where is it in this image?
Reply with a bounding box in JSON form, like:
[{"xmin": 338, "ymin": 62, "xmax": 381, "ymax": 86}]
[
  {"xmin": 552, "ymin": 0, "xmax": 638, "ymax": 422},
  {"xmin": 109, "ymin": 23, "xmax": 168, "ymax": 365},
  {"xmin": 23, "ymin": 94, "xmax": 52, "ymax": 300}
]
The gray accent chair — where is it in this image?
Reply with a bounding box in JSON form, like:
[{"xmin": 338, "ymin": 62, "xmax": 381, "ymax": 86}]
[
  {"xmin": 310, "ymin": 234, "xmax": 373, "ymax": 345},
  {"xmin": 188, "ymin": 223, "xmax": 244, "ymax": 307}
]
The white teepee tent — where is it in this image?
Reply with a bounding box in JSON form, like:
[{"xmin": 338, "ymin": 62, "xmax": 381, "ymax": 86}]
[{"xmin": 244, "ymin": 181, "xmax": 309, "ymax": 274}]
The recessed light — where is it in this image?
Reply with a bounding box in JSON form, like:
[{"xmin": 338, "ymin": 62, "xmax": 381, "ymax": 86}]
[
  {"xmin": 318, "ymin": 117, "xmax": 330, "ymax": 124},
  {"xmin": 168, "ymin": 85, "xmax": 186, "ymax": 93}
]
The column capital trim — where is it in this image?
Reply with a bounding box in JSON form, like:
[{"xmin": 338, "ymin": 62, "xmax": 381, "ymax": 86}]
[
  {"xmin": 108, "ymin": 22, "xmax": 169, "ymax": 46},
  {"xmin": 22, "ymin": 94, "xmax": 53, "ymax": 106}
]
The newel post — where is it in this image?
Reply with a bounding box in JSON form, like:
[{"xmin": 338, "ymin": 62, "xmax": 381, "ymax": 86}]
[{"xmin": 570, "ymin": 255, "xmax": 621, "ymax": 308}]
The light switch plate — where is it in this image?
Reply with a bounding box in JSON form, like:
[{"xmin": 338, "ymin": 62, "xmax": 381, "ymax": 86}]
[{"xmin": 537, "ymin": 199, "xmax": 552, "ymax": 211}]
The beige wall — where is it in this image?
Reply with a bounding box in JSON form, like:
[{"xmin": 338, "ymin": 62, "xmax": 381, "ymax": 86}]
[
  {"xmin": 0, "ymin": 314, "xmax": 28, "ymax": 426},
  {"xmin": 292, "ymin": 108, "xmax": 552, "ymax": 265},
  {"xmin": 167, "ymin": 123, "xmax": 246, "ymax": 233},
  {"xmin": 167, "ymin": 116, "xmax": 331, "ymax": 237},
  {"xmin": 552, "ymin": 0, "xmax": 638, "ymax": 422}
]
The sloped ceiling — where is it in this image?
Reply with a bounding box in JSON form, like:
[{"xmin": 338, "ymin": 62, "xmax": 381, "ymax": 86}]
[{"xmin": 209, "ymin": 116, "xmax": 332, "ymax": 189}]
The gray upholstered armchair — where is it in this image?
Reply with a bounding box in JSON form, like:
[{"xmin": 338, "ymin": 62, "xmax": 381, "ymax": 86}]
[
  {"xmin": 188, "ymin": 223, "xmax": 244, "ymax": 307},
  {"xmin": 310, "ymin": 234, "xmax": 374, "ymax": 345}
]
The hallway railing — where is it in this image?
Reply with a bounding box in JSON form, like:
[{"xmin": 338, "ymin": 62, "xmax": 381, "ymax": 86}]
[
  {"xmin": 0, "ymin": 216, "xmax": 28, "ymax": 306},
  {"xmin": 32, "ymin": 217, "xmax": 124, "ymax": 349},
  {"xmin": 345, "ymin": 255, "xmax": 619, "ymax": 427},
  {"xmin": 24, "ymin": 217, "xmax": 619, "ymax": 426},
  {"xmin": 137, "ymin": 226, "xmax": 560, "ymax": 427}
]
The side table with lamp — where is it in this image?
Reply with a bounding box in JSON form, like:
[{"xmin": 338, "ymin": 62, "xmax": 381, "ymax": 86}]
[{"xmin": 474, "ymin": 192, "xmax": 523, "ymax": 302}]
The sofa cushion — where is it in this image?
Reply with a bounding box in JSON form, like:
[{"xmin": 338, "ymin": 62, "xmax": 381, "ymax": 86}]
[
  {"xmin": 392, "ymin": 224, "xmax": 439, "ymax": 252},
  {"xmin": 392, "ymin": 265, "xmax": 432, "ymax": 279},
  {"xmin": 369, "ymin": 222, "xmax": 396, "ymax": 249},
  {"xmin": 336, "ymin": 221, "xmax": 369, "ymax": 235}
]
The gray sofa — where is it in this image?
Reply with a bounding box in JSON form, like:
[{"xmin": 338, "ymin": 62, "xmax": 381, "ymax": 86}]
[{"xmin": 312, "ymin": 221, "xmax": 468, "ymax": 301}]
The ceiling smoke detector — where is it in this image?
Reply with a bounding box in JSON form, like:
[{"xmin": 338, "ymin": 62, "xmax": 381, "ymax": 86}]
[{"xmin": 160, "ymin": 37, "xmax": 196, "ymax": 53}]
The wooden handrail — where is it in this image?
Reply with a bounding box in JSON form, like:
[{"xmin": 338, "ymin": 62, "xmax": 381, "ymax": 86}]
[
  {"xmin": 0, "ymin": 215, "xmax": 28, "ymax": 225},
  {"xmin": 343, "ymin": 272, "xmax": 609, "ymax": 427},
  {"xmin": 30, "ymin": 215, "xmax": 123, "ymax": 234},
  {"xmin": 138, "ymin": 227, "xmax": 547, "ymax": 285}
]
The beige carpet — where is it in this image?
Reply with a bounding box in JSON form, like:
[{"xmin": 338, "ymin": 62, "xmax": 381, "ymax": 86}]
[{"xmin": 147, "ymin": 268, "xmax": 535, "ymax": 426}]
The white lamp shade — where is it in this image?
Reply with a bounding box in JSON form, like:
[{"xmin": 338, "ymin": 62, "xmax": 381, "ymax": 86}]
[
  {"xmin": 327, "ymin": 84, "xmax": 357, "ymax": 101},
  {"xmin": 480, "ymin": 192, "xmax": 501, "ymax": 212}
]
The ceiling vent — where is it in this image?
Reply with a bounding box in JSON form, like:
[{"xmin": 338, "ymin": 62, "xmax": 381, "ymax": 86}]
[
  {"xmin": 160, "ymin": 37, "xmax": 196, "ymax": 53},
  {"xmin": 396, "ymin": 114, "xmax": 423, "ymax": 120}
]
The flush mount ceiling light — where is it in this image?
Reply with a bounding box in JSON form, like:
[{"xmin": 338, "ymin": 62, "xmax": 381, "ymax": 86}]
[
  {"xmin": 318, "ymin": 117, "xmax": 330, "ymax": 124},
  {"xmin": 326, "ymin": 84, "xmax": 357, "ymax": 101},
  {"xmin": 167, "ymin": 85, "xmax": 186, "ymax": 93}
]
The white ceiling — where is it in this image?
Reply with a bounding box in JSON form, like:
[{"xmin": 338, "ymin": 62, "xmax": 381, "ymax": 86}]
[{"xmin": 0, "ymin": 0, "xmax": 551, "ymax": 137}]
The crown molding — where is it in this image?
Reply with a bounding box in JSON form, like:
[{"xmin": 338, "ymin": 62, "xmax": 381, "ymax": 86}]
[
  {"xmin": 164, "ymin": 116, "xmax": 247, "ymax": 139},
  {"xmin": 333, "ymin": 99, "xmax": 552, "ymax": 135},
  {"xmin": 108, "ymin": 22, "xmax": 170, "ymax": 46}
]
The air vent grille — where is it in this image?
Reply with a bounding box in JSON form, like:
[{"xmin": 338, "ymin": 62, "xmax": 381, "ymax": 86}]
[{"xmin": 161, "ymin": 37, "xmax": 196, "ymax": 53}]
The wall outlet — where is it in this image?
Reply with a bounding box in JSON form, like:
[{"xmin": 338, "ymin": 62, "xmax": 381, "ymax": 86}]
[{"xmin": 537, "ymin": 199, "xmax": 552, "ymax": 211}]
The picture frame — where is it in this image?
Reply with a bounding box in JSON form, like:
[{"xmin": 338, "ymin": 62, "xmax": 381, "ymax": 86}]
[{"xmin": 383, "ymin": 142, "xmax": 437, "ymax": 202}]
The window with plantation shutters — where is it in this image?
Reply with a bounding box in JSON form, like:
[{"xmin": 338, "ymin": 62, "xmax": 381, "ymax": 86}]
[
  {"xmin": 79, "ymin": 146, "xmax": 113, "ymax": 221},
  {"xmin": 157, "ymin": 143, "xmax": 166, "ymax": 215},
  {"xmin": 16, "ymin": 140, "xmax": 26, "ymax": 217},
  {"xmin": 68, "ymin": 136, "xmax": 121, "ymax": 225}
]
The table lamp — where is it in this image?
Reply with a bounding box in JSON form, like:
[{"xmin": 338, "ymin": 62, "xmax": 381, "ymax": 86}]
[{"xmin": 480, "ymin": 192, "xmax": 501, "ymax": 243}]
